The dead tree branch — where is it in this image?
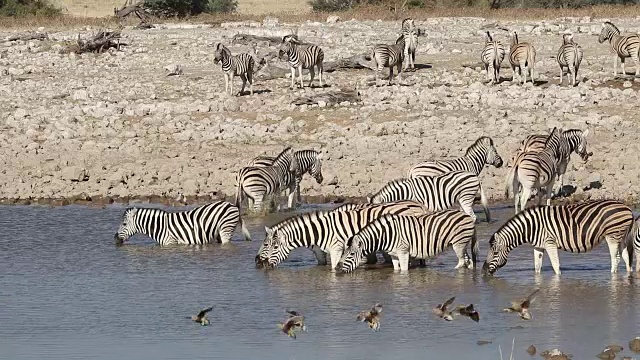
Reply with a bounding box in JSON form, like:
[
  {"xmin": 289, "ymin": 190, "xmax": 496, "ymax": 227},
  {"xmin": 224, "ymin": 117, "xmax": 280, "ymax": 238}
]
[
  {"xmin": 291, "ymin": 89, "xmax": 361, "ymax": 106},
  {"xmin": 255, "ymin": 53, "xmax": 374, "ymax": 81},
  {"xmin": 66, "ymin": 31, "xmax": 125, "ymax": 54},
  {"xmin": 5, "ymin": 32, "xmax": 48, "ymax": 42}
]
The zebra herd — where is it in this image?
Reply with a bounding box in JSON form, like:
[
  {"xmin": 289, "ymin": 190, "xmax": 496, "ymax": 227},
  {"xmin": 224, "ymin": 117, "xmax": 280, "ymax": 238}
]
[
  {"xmin": 114, "ymin": 127, "xmax": 640, "ymax": 277},
  {"xmin": 212, "ymin": 19, "xmax": 640, "ymax": 95}
]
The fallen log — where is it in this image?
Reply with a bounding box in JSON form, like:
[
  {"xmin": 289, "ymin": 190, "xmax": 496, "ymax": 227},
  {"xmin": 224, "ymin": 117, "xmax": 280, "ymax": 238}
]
[
  {"xmin": 231, "ymin": 33, "xmax": 311, "ymax": 47},
  {"xmin": 255, "ymin": 53, "xmax": 374, "ymax": 80},
  {"xmin": 291, "ymin": 89, "xmax": 361, "ymax": 106},
  {"xmin": 6, "ymin": 32, "xmax": 48, "ymax": 42},
  {"xmin": 66, "ymin": 31, "xmax": 124, "ymax": 54}
]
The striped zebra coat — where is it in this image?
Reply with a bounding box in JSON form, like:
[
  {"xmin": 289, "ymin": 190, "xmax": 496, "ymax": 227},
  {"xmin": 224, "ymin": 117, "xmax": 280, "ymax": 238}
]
[
  {"xmin": 598, "ymin": 21, "xmax": 640, "ymax": 76},
  {"xmin": 247, "ymin": 149, "xmax": 324, "ymax": 206},
  {"xmin": 481, "ymin": 31, "xmax": 506, "ymax": 84},
  {"xmin": 406, "ymin": 136, "xmax": 503, "ymax": 179},
  {"xmin": 214, "ymin": 43, "xmax": 255, "ymax": 96},
  {"xmin": 373, "ymin": 36, "xmax": 405, "ymax": 86},
  {"xmin": 236, "ymin": 146, "xmax": 296, "ymax": 212},
  {"xmin": 505, "ymin": 128, "xmax": 591, "ymax": 206},
  {"xmin": 399, "ymin": 18, "xmax": 419, "ymax": 71},
  {"xmin": 114, "ymin": 201, "xmax": 251, "ymax": 246},
  {"xmin": 509, "ymin": 31, "xmax": 536, "ymax": 85},
  {"xmin": 631, "ymin": 217, "xmax": 640, "ymax": 272},
  {"xmin": 482, "ymin": 200, "xmax": 634, "ymax": 276},
  {"xmin": 557, "ymin": 33, "xmax": 583, "ymax": 86},
  {"xmin": 259, "ymin": 201, "xmax": 431, "ymax": 270},
  {"xmin": 279, "ymin": 35, "xmax": 324, "ymax": 89},
  {"xmin": 337, "ymin": 210, "xmax": 477, "ymax": 272},
  {"xmin": 369, "ymin": 170, "xmax": 490, "ymax": 223}
]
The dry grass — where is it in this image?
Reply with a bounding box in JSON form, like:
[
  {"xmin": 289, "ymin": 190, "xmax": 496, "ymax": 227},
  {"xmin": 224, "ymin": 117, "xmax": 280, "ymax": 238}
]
[{"xmin": 2, "ymin": 4, "xmax": 640, "ymax": 30}]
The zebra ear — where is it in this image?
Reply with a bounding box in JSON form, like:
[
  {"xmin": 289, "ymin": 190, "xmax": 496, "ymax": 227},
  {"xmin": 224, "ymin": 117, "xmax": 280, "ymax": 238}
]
[
  {"xmin": 315, "ymin": 151, "xmax": 323, "ymax": 160},
  {"xmin": 265, "ymin": 226, "xmax": 273, "ymax": 236},
  {"xmin": 366, "ymin": 196, "xmax": 372, "ymax": 203}
]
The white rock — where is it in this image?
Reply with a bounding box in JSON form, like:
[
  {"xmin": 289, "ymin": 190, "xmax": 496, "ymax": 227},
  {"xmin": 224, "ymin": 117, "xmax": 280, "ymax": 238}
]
[{"xmin": 327, "ymin": 15, "xmax": 340, "ymax": 24}]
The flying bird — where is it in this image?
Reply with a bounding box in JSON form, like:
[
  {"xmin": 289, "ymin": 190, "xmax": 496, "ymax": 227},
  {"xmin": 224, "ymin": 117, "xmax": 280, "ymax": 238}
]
[
  {"xmin": 433, "ymin": 296, "xmax": 456, "ymax": 321},
  {"xmin": 189, "ymin": 306, "xmax": 213, "ymax": 326},
  {"xmin": 503, "ymin": 288, "xmax": 539, "ymax": 320},
  {"xmin": 454, "ymin": 304, "xmax": 480, "ymax": 322},
  {"xmin": 357, "ymin": 303, "xmax": 382, "ymax": 331}
]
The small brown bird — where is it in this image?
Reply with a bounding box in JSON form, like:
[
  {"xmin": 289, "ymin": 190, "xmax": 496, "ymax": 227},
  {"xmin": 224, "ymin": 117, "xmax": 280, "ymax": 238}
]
[
  {"xmin": 454, "ymin": 304, "xmax": 480, "ymax": 322},
  {"xmin": 596, "ymin": 349, "xmax": 616, "ymax": 360},
  {"xmin": 189, "ymin": 306, "xmax": 213, "ymax": 326},
  {"xmin": 477, "ymin": 340, "xmax": 492, "ymax": 346},
  {"xmin": 433, "ymin": 296, "xmax": 456, "ymax": 321},
  {"xmin": 503, "ymin": 288, "xmax": 539, "ymax": 320},
  {"xmin": 630, "ymin": 337, "xmax": 640, "ymax": 353},
  {"xmin": 527, "ymin": 345, "xmax": 537, "ymax": 356},
  {"xmin": 604, "ymin": 344, "xmax": 623, "ymax": 353},
  {"xmin": 278, "ymin": 310, "xmax": 306, "ymax": 339},
  {"xmin": 357, "ymin": 303, "xmax": 382, "ymax": 331}
]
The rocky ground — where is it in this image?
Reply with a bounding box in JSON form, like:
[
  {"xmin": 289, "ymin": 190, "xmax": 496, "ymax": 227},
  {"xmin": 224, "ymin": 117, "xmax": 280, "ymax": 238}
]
[{"xmin": 1, "ymin": 16, "xmax": 640, "ymax": 209}]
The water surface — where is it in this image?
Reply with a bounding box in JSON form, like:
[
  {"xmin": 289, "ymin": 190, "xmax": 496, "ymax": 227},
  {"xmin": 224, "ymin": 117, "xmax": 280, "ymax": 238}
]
[{"xmin": 1, "ymin": 203, "xmax": 639, "ymax": 360}]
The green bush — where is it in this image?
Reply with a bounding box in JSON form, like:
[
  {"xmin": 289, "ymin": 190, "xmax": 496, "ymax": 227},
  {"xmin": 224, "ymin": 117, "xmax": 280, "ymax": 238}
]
[
  {"xmin": 207, "ymin": 0, "xmax": 237, "ymax": 13},
  {"xmin": 308, "ymin": 0, "xmax": 356, "ymax": 11},
  {"xmin": 143, "ymin": 0, "xmax": 207, "ymax": 17},
  {"xmin": 0, "ymin": 0, "xmax": 61, "ymax": 17}
]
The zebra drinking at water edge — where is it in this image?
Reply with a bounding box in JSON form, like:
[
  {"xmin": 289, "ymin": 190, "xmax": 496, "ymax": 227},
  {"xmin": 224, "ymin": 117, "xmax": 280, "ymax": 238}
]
[
  {"xmin": 556, "ymin": 33, "xmax": 583, "ymax": 86},
  {"xmin": 279, "ymin": 35, "xmax": 325, "ymax": 89},
  {"xmin": 214, "ymin": 43, "xmax": 255, "ymax": 96},
  {"xmin": 338, "ymin": 210, "xmax": 477, "ymax": 273},
  {"xmin": 114, "ymin": 201, "xmax": 252, "ymax": 246},
  {"xmin": 483, "ymin": 200, "xmax": 634, "ymax": 276},
  {"xmin": 598, "ymin": 21, "xmax": 640, "ymax": 76},
  {"xmin": 481, "ymin": 31, "xmax": 506, "ymax": 84}
]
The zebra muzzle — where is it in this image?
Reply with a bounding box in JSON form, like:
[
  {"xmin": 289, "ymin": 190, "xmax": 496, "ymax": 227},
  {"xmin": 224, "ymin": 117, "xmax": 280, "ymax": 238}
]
[{"xmin": 114, "ymin": 233, "xmax": 124, "ymax": 246}]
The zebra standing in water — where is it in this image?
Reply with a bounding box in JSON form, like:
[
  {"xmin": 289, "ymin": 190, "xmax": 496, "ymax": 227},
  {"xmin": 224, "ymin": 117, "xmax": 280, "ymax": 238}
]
[
  {"xmin": 482, "ymin": 200, "xmax": 634, "ymax": 276},
  {"xmin": 114, "ymin": 201, "xmax": 252, "ymax": 246},
  {"xmin": 259, "ymin": 200, "xmax": 431, "ymax": 270},
  {"xmin": 481, "ymin": 31, "xmax": 506, "ymax": 84},
  {"xmin": 235, "ymin": 146, "xmax": 296, "ymax": 212},
  {"xmin": 505, "ymin": 129, "xmax": 591, "ymax": 202},
  {"xmin": 557, "ymin": 33, "xmax": 583, "ymax": 86},
  {"xmin": 337, "ymin": 210, "xmax": 477, "ymax": 273},
  {"xmin": 509, "ymin": 31, "xmax": 536, "ymax": 85},
  {"xmin": 369, "ymin": 170, "xmax": 490, "ymax": 223},
  {"xmin": 406, "ymin": 136, "xmax": 503, "ymax": 179},
  {"xmin": 214, "ymin": 43, "xmax": 255, "ymax": 96},
  {"xmin": 373, "ymin": 35, "xmax": 405, "ymax": 86},
  {"xmin": 399, "ymin": 18, "xmax": 419, "ymax": 71},
  {"xmin": 247, "ymin": 149, "xmax": 324, "ymax": 206},
  {"xmin": 631, "ymin": 217, "xmax": 640, "ymax": 272},
  {"xmin": 598, "ymin": 21, "xmax": 640, "ymax": 76},
  {"xmin": 279, "ymin": 35, "xmax": 324, "ymax": 89}
]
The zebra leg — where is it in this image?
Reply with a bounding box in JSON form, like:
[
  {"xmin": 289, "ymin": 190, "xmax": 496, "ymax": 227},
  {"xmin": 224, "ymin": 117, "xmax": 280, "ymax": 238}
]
[
  {"xmin": 617, "ymin": 237, "xmax": 631, "ymax": 273},
  {"xmin": 397, "ymin": 62, "xmax": 402, "ymax": 85},
  {"xmin": 459, "ymin": 199, "xmax": 477, "ymax": 223},
  {"xmin": 632, "ymin": 52, "xmax": 640, "ymax": 76},
  {"xmin": 297, "ymin": 65, "xmax": 304, "ymax": 88},
  {"xmin": 290, "ymin": 67, "xmax": 296, "ymax": 89},
  {"xmin": 544, "ymin": 242, "xmax": 561, "ymax": 275},
  {"xmin": 398, "ymin": 252, "xmax": 410, "ymax": 272},
  {"xmin": 605, "ymin": 237, "xmax": 621, "ymax": 273},
  {"xmin": 533, "ymin": 247, "xmax": 545, "ymax": 273},
  {"xmin": 312, "ymin": 246, "xmax": 328, "ymax": 266},
  {"xmin": 308, "ymin": 66, "xmax": 315, "ymax": 88},
  {"xmin": 390, "ymin": 254, "xmax": 400, "ymax": 270},
  {"xmin": 613, "ymin": 55, "xmax": 618, "ymax": 76},
  {"xmin": 388, "ymin": 67, "xmax": 394, "ymax": 86},
  {"xmin": 247, "ymin": 70, "xmax": 254, "ymax": 96},
  {"xmin": 329, "ymin": 248, "xmax": 343, "ymax": 271},
  {"xmin": 559, "ymin": 66, "xmax": 563, "ymax": 85},
  {"xmin": 382, "ymin": 252, "xmax": 393, "ymax": 264},
  {"xmin": 452, "ymin": 243, "xmax": 468, "ymax": 269},
  {"xmin": 318, "ymin": 63, "xmax": 324, "ymax": 87},
  {"xmin": 522, "ymin": 62, "xmax": 528, "ymax": 84},
  {"xmin": 224, "ymin": 73, "xmax": 230, "ymax": 94},
  {"xmin": 621, "ymin": 57, "xmax": 627, "ymax": 76},
  {"xmin": 366, "ymin": 253, "xmax": 378, "ymax": 265},
  {"xmin": 239, "ymin": 75, "xmax": 247, "ymax": 96},
  {"xmin": 518, "ymin": 187, "xmax": 531, "ymax": 213}
]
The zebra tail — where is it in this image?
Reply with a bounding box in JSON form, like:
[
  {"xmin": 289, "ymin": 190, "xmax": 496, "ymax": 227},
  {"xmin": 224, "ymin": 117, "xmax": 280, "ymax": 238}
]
[
  {"xmin": 492, "ymin": 41, "xmax": 499, "ymax": 73},
  {"xmin": 471, "ymin": 228, "xmax": 478, "ymax": 269},
  {"xmin": 479, "ymin": 183, "xmax": 491, "ymax": 223},
  {"xmin": 504, "ymin": 165, "xmax": 516, "ymax": 199},
  {"xmin": 240, "ymin": 215, "xmax": 252, "ymax": 241},
  {"xmin": 234, "ymin": 176, "xmax": 243, "ymax": 211},
  {"xmin": 627, "ymin": 218, "xmax": 638, "ymax": 271}
]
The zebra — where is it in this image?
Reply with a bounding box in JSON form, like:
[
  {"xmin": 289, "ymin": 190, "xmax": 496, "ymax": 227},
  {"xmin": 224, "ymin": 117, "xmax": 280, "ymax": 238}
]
[
  {"xmin": 337, "ymin": 210, "xmax": 477, "ymax": 273},
  {"xmin": 509, "ymin": 31, "xmax": 536, "ymax": 85},
  {"xmin": 631, "ymin": 217, "xmax": 640, "ymax": 272},
  {"xmin": 260, "ymin": 200, "xmax": 431, "ymax": 270},
  {"xmin": 406, "ymin": 136, "xmax": 503, "ymax": 179},
  {"xmin": 114, "ymin": 201, "xmax": 252, "ymax": 246},
  {"xmin": 247, "ymin": 149, "xmax": 324, "ymax": 206},
  {"xmin": 213, "ymin": 43, "xmax": 255, "ymax": 96},
  {"xmin": 598, "ymin": 21, "xmax": 640, "ymax": 76},
  {"xmin": 235, "ymin": 146, "xmax": 296, "ymax": 213},
  {"xmin": 278, "ymin": 35, "xmax": 324, "ymax": 89},
  {"xmin": 505, "ymin": 128, "xmax": 591, "ymax": 210},
  {"xmin": 399, "ymin": 18, "xmax": 419, "ymax": 71},
  {"xmin": 481, "ymin": 31, "xmax": 506, "ymax": 84},
  {"xmin": 368, "ymin": 170, "xmax": 490, "ymax": 223},
  {"xmin": 372, "ymin": 36, "xmax": 405, "ymax": 87},
  {"xmin": 482, "ymin": 200, "xmax": 634, "ymax": 276},
  {"xmin": 557, "ymin": 33, "xmax": 583, "ymax": 86}
]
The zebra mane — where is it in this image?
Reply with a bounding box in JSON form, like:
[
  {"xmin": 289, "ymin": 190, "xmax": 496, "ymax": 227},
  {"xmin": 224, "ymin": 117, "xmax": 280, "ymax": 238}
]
[
  {"xmin": 603, "ymin": 21, "xmax": 619, "ymax": 33},
  {"xmin": 466, "ymin": 136, "xmax": 493, "ymax": 155},
  {"xmin": 273, "ymin": 146, "xmax": 293, "ymax": 164},
  {"xmin": 271, "ymin": 209, "xmax": 334, "ymax": 231},
  {"xmin": 510, "ymin": 31, "xmax": 519, "ymax": 46},
  {"xmin": 543, "ymin": 127, "xmax": 561, "ymax": 147}
]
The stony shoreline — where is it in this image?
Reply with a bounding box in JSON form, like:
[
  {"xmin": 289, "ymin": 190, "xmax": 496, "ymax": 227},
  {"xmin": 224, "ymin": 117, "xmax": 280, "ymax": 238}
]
[{"xmin": 2, "ymin": 16, "xmax": 640, "ymax": 210}]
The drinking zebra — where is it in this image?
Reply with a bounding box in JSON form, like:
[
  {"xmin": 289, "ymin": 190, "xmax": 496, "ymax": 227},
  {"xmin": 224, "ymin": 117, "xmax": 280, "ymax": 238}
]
[
  {"xmin": 481, "ymin": 31, "xmax": 506, "ymax": 84},
  {"xmin": 259, "ymin": 200, "xmax": 431, "ymax": 270},
  {"xmin": 235, "ymin": 146, "xmax": 296, "ymax": 212},
  {"xmin": 337, "ymin": 210, "xmax": 477, "ymax": 273},
  {"xmin": 598, "ymin": 21, "xmax": 640, "ymax": 76},
  {"xmin": 372, "ymin": 36, "xmax": 405, "ymax": 86},
  {"xmin": 399, "ymin": 18, "xmax": 419, "ymax": 71},
  {"xmin": 509, "ymin": 31, "xmax": 536, "ymax": 85},
  {"xmin": 247, "ymin": 149, "xmax": 324, "ymax": 206},
  {"xmin": 406, "ymin": 136, "xmax": 503, "ymax": 179},
  {"xmin": 556, "ymin": 33, "xmax": 583, "ymax": 86},
  {"xmin": 278, "ymin": 35, "xmax": 324, "ymax": 89},
  {"xmin": 214, "ymin": 43, "xmax": 255, "ymax": 96},
  {"xmin": 114, "ymin": 201, "xmax": 252, "ymax": 246},
  {"xmin": 369, "ymin": 170, "xmax": 490, "ymax": 223},
  {"xmin": 482, "ymin": 200, "xmax": 634, "ymax": 276},
  {"xmin": 505, "ymin": 128, "xmax": 591, "ymax": 212}
]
